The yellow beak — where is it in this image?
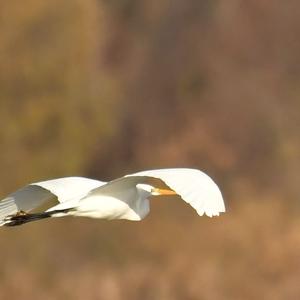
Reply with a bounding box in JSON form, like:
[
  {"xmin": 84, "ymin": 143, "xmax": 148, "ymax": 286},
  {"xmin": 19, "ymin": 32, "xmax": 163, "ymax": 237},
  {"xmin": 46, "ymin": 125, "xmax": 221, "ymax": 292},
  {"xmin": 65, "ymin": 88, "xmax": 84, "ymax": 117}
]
[{"xmin": 152, "ymin": 188, "xmax": 177, "ymax": 195}]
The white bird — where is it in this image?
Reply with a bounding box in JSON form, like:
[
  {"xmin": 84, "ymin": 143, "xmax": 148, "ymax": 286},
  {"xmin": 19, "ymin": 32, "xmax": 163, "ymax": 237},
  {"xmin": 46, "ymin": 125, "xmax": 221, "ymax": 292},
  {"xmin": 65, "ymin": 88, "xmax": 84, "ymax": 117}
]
[{"xmin": 0, "ymin": 168, "xmax": 225, "ymax": 227}]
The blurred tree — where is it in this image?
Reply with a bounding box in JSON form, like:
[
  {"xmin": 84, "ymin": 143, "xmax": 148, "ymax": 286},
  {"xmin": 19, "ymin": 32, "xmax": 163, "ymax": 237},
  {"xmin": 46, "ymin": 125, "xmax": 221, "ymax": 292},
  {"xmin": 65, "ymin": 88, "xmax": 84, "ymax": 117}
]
[
  {"xmin": 0, "ymin": 0, "xmax": 121, "ymax": 191},
  {"xmin": 0, "ymin": 0, "xmax": 299, "ymax": 200},
  {"xmin": 0, "ymin": 1, "xmax": 300, "ymax": 299}
]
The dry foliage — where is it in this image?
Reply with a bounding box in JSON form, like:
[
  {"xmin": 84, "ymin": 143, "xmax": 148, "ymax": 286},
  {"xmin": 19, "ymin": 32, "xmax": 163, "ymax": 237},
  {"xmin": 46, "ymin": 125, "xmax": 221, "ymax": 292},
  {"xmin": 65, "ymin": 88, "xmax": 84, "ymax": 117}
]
[{"xmin": 0, "ymin": 0, "xmax": 299, "ymax": 299}]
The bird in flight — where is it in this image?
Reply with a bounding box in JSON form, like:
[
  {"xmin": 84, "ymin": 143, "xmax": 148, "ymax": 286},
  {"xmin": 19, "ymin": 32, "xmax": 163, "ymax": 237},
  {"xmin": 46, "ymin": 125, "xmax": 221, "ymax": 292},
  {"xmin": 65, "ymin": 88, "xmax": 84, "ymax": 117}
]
[{"xmin": 0, "ymin": 168, "xmax": 225, "ymax": 227}]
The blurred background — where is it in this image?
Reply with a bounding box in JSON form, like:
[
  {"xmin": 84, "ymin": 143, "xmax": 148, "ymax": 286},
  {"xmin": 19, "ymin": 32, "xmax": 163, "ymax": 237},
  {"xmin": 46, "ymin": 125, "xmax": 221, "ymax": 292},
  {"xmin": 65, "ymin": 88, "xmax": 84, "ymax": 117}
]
[{"xmin": 0, "ymin": 0, "xmax": 300, "ymax": 299}]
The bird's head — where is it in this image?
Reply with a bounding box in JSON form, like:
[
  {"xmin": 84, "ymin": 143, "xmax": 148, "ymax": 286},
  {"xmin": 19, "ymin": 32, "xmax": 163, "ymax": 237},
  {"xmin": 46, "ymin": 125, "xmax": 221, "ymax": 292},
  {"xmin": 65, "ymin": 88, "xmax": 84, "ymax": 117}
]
[
  {"xmin": 136, "ymin": 184, "xmax": 176, "ymax": 196},
  {"xmin": 136, "ymin": 184, "xmax": 154, "ymax": 196}
]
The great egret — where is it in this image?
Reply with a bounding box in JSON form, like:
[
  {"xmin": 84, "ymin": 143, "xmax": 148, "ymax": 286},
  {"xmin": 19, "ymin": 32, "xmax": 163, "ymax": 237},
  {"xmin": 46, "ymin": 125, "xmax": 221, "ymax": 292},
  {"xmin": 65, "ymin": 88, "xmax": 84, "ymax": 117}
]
[{"xmin": 0, "ymin": 168, "xmax": 225, "ymax": 226}]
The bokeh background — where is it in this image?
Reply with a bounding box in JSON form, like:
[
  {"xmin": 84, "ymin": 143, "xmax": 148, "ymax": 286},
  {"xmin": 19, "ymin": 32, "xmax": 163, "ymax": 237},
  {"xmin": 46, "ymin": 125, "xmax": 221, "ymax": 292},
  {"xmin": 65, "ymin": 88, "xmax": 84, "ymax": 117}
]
[{"xmin": 0, "ymin": 1, "xmax": 300, "ymax": 299}]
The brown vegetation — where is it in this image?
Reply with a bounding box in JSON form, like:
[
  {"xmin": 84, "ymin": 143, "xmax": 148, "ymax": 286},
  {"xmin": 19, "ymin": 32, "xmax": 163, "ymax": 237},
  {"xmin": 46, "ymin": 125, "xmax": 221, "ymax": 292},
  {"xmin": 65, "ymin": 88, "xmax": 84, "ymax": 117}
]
[{"xmin": 0, "ymin": 1, "xmax": 299, "ymax": 299}]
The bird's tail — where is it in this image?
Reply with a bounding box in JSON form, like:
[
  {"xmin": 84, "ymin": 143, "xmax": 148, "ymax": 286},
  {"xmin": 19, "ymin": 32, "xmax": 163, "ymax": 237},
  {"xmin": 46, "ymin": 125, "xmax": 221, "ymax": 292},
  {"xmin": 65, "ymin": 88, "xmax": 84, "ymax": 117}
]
[{"xmin": 1, "ymin": 209, "xmax": 71, "ymax": 227}]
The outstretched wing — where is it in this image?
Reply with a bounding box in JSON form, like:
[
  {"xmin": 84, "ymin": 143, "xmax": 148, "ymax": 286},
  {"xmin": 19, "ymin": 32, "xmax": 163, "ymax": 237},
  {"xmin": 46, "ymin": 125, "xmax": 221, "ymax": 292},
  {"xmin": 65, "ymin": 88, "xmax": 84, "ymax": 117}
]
[
  {"xmin": 0, "ymin": 177, "xmax": 104, "ymax": 225},
  {"xmin": 126, "ymin": 168, "xmax": 225, "ymax": 217},
  {"xmin": 86, "ymin": 168, "xmax": 225, "ymax": 218}
]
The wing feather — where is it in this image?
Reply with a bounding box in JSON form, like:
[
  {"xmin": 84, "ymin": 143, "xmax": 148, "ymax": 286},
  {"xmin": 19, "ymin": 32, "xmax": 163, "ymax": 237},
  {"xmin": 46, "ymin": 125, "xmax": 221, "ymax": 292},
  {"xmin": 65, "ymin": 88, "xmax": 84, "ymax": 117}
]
[
  {"xmin": 0, "ymin": 185, "xmax": 57, "ymax": 225},
  {"xmin": 33, "ymin": 177, "xmax": 104, "ymax": 203},
  {"xmin": 126, "ymin": 168, "xmax": 225, "ymax": 217},
  {"xmin": 0, "ymin": 177, "xmax": 105, "ymax": 225}
]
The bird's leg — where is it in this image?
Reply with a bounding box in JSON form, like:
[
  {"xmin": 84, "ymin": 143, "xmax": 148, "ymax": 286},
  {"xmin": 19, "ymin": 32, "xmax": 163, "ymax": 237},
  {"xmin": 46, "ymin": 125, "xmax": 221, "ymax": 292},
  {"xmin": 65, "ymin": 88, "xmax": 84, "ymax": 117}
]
[
  {"xmin": 4, "ymin": 210, "xmax": 49, "ymax": 226},
  {"xmin": 4, "ymin": 208, "xmax": 72, "ymax": 226},
  {"xmin": 15, "ymin": 210, "xmax": 28, "ymax": 216},
  {"xmin": 4, "ymin": 210, "xmax": 31, "ymax": 226},
  {"xmin": 4, "ymin": 210, "xmax": 28, "ymax": 221}
]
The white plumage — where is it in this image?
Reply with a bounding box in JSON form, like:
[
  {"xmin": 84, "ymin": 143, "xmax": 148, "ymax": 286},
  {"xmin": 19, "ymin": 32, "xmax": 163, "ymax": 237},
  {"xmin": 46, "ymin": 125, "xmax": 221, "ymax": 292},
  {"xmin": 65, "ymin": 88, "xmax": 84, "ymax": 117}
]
[{"xmin": 0, "ymin": 168, "xmax": 225, "ymax": 226}]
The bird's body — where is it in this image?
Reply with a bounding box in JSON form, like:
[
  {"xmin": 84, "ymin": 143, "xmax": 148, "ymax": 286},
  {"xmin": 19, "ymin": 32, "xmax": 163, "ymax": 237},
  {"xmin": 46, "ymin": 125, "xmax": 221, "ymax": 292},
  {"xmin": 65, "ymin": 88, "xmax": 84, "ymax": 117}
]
[{"xmin": 0, "ymin": 168, "xmax": 225, "ymax": 227}]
